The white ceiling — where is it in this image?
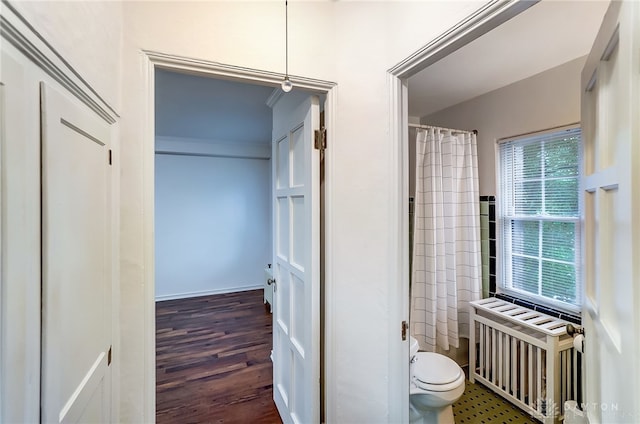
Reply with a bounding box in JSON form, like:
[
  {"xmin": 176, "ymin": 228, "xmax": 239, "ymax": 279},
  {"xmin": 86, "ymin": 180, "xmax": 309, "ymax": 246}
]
[
  {"xmin": 408, "ymin": 0, "xmax": 610, "ymax": 119},
  {"xmin": 155, "ymin": 69, "xmax": 274, "ymax": 144}
]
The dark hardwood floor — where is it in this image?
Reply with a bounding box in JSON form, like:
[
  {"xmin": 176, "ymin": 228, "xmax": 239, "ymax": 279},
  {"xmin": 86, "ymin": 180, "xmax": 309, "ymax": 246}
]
[{"xmin": 156, "ymin": 289, "xmax": 282, "ymax": 424}]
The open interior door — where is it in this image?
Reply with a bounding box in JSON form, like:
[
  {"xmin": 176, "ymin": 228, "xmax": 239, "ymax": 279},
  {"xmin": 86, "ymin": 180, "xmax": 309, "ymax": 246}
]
[
  {"xmin": 40, "ymin": 82, "xmax": 113, "ymax": 423},
  {"xmin": 580, "ymin": 1, "xmax": 640, "ymax": 422},
  {"xmin": 270, "ymin": 92, "xmax": 320, "ymax": 424}
]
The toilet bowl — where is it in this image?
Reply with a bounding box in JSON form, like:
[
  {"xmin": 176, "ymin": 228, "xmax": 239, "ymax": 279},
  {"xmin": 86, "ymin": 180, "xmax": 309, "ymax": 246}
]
[{"xmin": 409, "ymin": 337, "xmax": 465, "ymax": 424}]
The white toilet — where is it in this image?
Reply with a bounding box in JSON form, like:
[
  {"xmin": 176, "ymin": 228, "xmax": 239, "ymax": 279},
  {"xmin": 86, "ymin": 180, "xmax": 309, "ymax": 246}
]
[{"xmin": 409, "ymin": 337, "xmax": 465, "ymax": 424}]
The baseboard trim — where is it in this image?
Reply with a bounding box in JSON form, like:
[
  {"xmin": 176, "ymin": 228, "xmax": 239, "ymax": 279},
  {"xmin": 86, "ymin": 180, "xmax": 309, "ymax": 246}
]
[{"xmin": 155, "ymin": 285, "xmax": 263, "ymax": 302}]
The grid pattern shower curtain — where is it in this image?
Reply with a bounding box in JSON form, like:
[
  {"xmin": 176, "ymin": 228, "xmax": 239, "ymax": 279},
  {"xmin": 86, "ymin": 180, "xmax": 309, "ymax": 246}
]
[{"xmin": 411, "ymin": 127, "xmax": 481, "ymax": 352}]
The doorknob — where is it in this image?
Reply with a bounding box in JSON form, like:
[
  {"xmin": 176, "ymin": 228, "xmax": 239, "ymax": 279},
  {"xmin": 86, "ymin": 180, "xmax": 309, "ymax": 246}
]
[{"xmin": 267, "ymin": 278, "xmax": 277, "ymax": 292}]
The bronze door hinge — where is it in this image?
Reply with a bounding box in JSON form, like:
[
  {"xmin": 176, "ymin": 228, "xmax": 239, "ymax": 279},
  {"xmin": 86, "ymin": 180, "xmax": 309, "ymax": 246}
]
[{"xmin": 314, "ymin": 127, "xmax": 327, "ymax": 151}]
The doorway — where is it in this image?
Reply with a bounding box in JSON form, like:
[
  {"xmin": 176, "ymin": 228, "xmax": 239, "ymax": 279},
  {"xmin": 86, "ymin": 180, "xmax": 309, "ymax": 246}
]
[
  {"xmin": 387, "ymin": 3, "xmax": 539, "ymax": 420},
  {"xmin": 391, "ymin": 0, "xmax": 609, "ymax": 421},
  {"xmin": 153, "ymin": 68, "xmax": 277, "ymax": 421},
  {"xmin": 144, "ymin": 53, "xmax": 336, "ymax": 422}
]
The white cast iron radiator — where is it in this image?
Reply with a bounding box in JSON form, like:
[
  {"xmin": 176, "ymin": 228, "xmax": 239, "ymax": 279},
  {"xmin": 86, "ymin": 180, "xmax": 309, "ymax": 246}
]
[{"xmin": 469, "ymin": 298, "xmax": 581, "ymax": 423}]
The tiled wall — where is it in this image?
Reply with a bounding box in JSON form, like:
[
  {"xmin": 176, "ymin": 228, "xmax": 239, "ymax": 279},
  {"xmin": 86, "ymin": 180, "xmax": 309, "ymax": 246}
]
[
  {"xmin": 479, "ymin": 196, "xmax": 496, "ymax": 298},
  {"xmin": 479, "ymin": 195, "xmax": 581, "ymax": 325}
]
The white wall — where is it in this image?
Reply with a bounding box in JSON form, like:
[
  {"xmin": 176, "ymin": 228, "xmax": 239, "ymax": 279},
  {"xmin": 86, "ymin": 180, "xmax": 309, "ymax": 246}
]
[
  {"xmin": 120, "ymin": 2, "xmax": 481, "ymax": 422},
  {"xmin": 422, "ymin": 56, "xmax": 585, "ymax": 195},
  {"xmin": 154, "ymin": 150, "xmax": 271, "ymax": 300}
]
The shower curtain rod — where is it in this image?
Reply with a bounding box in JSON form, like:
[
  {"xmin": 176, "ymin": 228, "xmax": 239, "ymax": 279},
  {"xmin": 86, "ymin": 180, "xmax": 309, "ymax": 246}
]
[{"xmin": 408, "ymin": 123, "xmax": 478, "ymax": 135}]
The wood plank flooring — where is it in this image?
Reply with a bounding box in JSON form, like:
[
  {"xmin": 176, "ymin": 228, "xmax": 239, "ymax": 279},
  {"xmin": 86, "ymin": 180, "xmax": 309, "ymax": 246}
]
[{"xmin": 156, "ymin": 289, "xmax": 282, "ymax": 424}]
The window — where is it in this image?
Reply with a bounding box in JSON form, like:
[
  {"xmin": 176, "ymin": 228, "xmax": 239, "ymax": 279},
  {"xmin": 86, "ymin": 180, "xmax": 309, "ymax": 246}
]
[{"xmin": 498, "ymin": 127, "xmax": 581, "ymax": 312}]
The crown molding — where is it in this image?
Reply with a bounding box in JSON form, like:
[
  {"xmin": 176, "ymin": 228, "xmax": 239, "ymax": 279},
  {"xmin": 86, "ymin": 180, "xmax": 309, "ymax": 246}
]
[{"xmin": 0, "ymin": 0, "xmax": 118, "ymax": 123}]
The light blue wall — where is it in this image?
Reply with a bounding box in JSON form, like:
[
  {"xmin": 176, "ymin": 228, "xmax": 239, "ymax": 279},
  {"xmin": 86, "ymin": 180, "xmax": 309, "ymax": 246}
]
[{"xmin": 154, "ymin": 151, "xmax": 271, "ymax": 300}]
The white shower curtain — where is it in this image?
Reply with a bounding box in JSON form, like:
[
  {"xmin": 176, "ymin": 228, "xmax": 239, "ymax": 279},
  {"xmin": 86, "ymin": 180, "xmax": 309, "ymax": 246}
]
[{"xmin": 411, "ymin": 127, "xmax": 481, "ymax": 352}]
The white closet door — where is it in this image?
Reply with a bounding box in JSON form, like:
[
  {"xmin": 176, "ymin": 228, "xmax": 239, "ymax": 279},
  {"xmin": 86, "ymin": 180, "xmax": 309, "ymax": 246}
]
[
  {"xmin": 581, "ymin": 1, "xmax": 640, "ymax": 422},
  {"xmin": 271, "ymin": 93, "xmax": 320, "ymax": 424},
  {"xmin": 40, "ymin": 82, "xmax": 113, "ymax": 424}
]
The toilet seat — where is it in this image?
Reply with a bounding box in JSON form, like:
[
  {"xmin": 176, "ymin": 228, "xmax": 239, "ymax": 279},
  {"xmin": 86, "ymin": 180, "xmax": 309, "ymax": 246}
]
[{"xmin": 413, "ymin": 352, "xmax": 464, "ymax": 392}]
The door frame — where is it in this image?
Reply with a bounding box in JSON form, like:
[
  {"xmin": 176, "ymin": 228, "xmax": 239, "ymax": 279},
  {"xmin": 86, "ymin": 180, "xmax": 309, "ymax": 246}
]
[
  {"xmin": 386, "ymin": 0, "xmax": 538, "ymax": 420},
  {"xmin": 140, "ymin": 51, "xmax": 337, "ymax": 422}
]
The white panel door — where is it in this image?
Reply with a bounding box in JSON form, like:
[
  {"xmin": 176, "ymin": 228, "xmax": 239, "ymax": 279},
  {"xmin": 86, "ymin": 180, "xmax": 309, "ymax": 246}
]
[
  {"xmin": 271, "ymin": 93, "xmax": 320, "ymax": 424},
  {"xmin": 581, "ymin": 1, "xmax": 640, "ymax": 422},
  {"xmin": 40, "ymin": 83, "xmax": 113, "ymax": 423}
]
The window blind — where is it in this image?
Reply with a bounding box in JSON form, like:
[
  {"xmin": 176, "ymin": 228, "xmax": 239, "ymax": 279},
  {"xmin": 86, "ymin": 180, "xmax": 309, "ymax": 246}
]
[{"xmin": 499, "ymin": 127, "xmax": 582, "ymax": 311}]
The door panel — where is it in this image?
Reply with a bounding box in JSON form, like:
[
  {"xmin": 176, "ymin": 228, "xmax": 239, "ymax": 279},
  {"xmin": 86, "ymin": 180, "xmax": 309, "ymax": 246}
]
[
  {"xmin": 581, "ymin": 1, "xmax": 639, "ymax": 422},
  {"xmin": 271, "ymin": 94, "xmax": 320, "ymax": 424},
  {"xmin": 40, "ymin": 82, "xmax": 112, "ymax": 423}
]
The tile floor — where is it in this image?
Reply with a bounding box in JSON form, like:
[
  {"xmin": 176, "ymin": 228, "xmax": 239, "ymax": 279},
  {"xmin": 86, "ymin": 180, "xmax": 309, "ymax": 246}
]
[{"xmin": 452, "ymin": 380, "xmax": 539, "ymax": 423}]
